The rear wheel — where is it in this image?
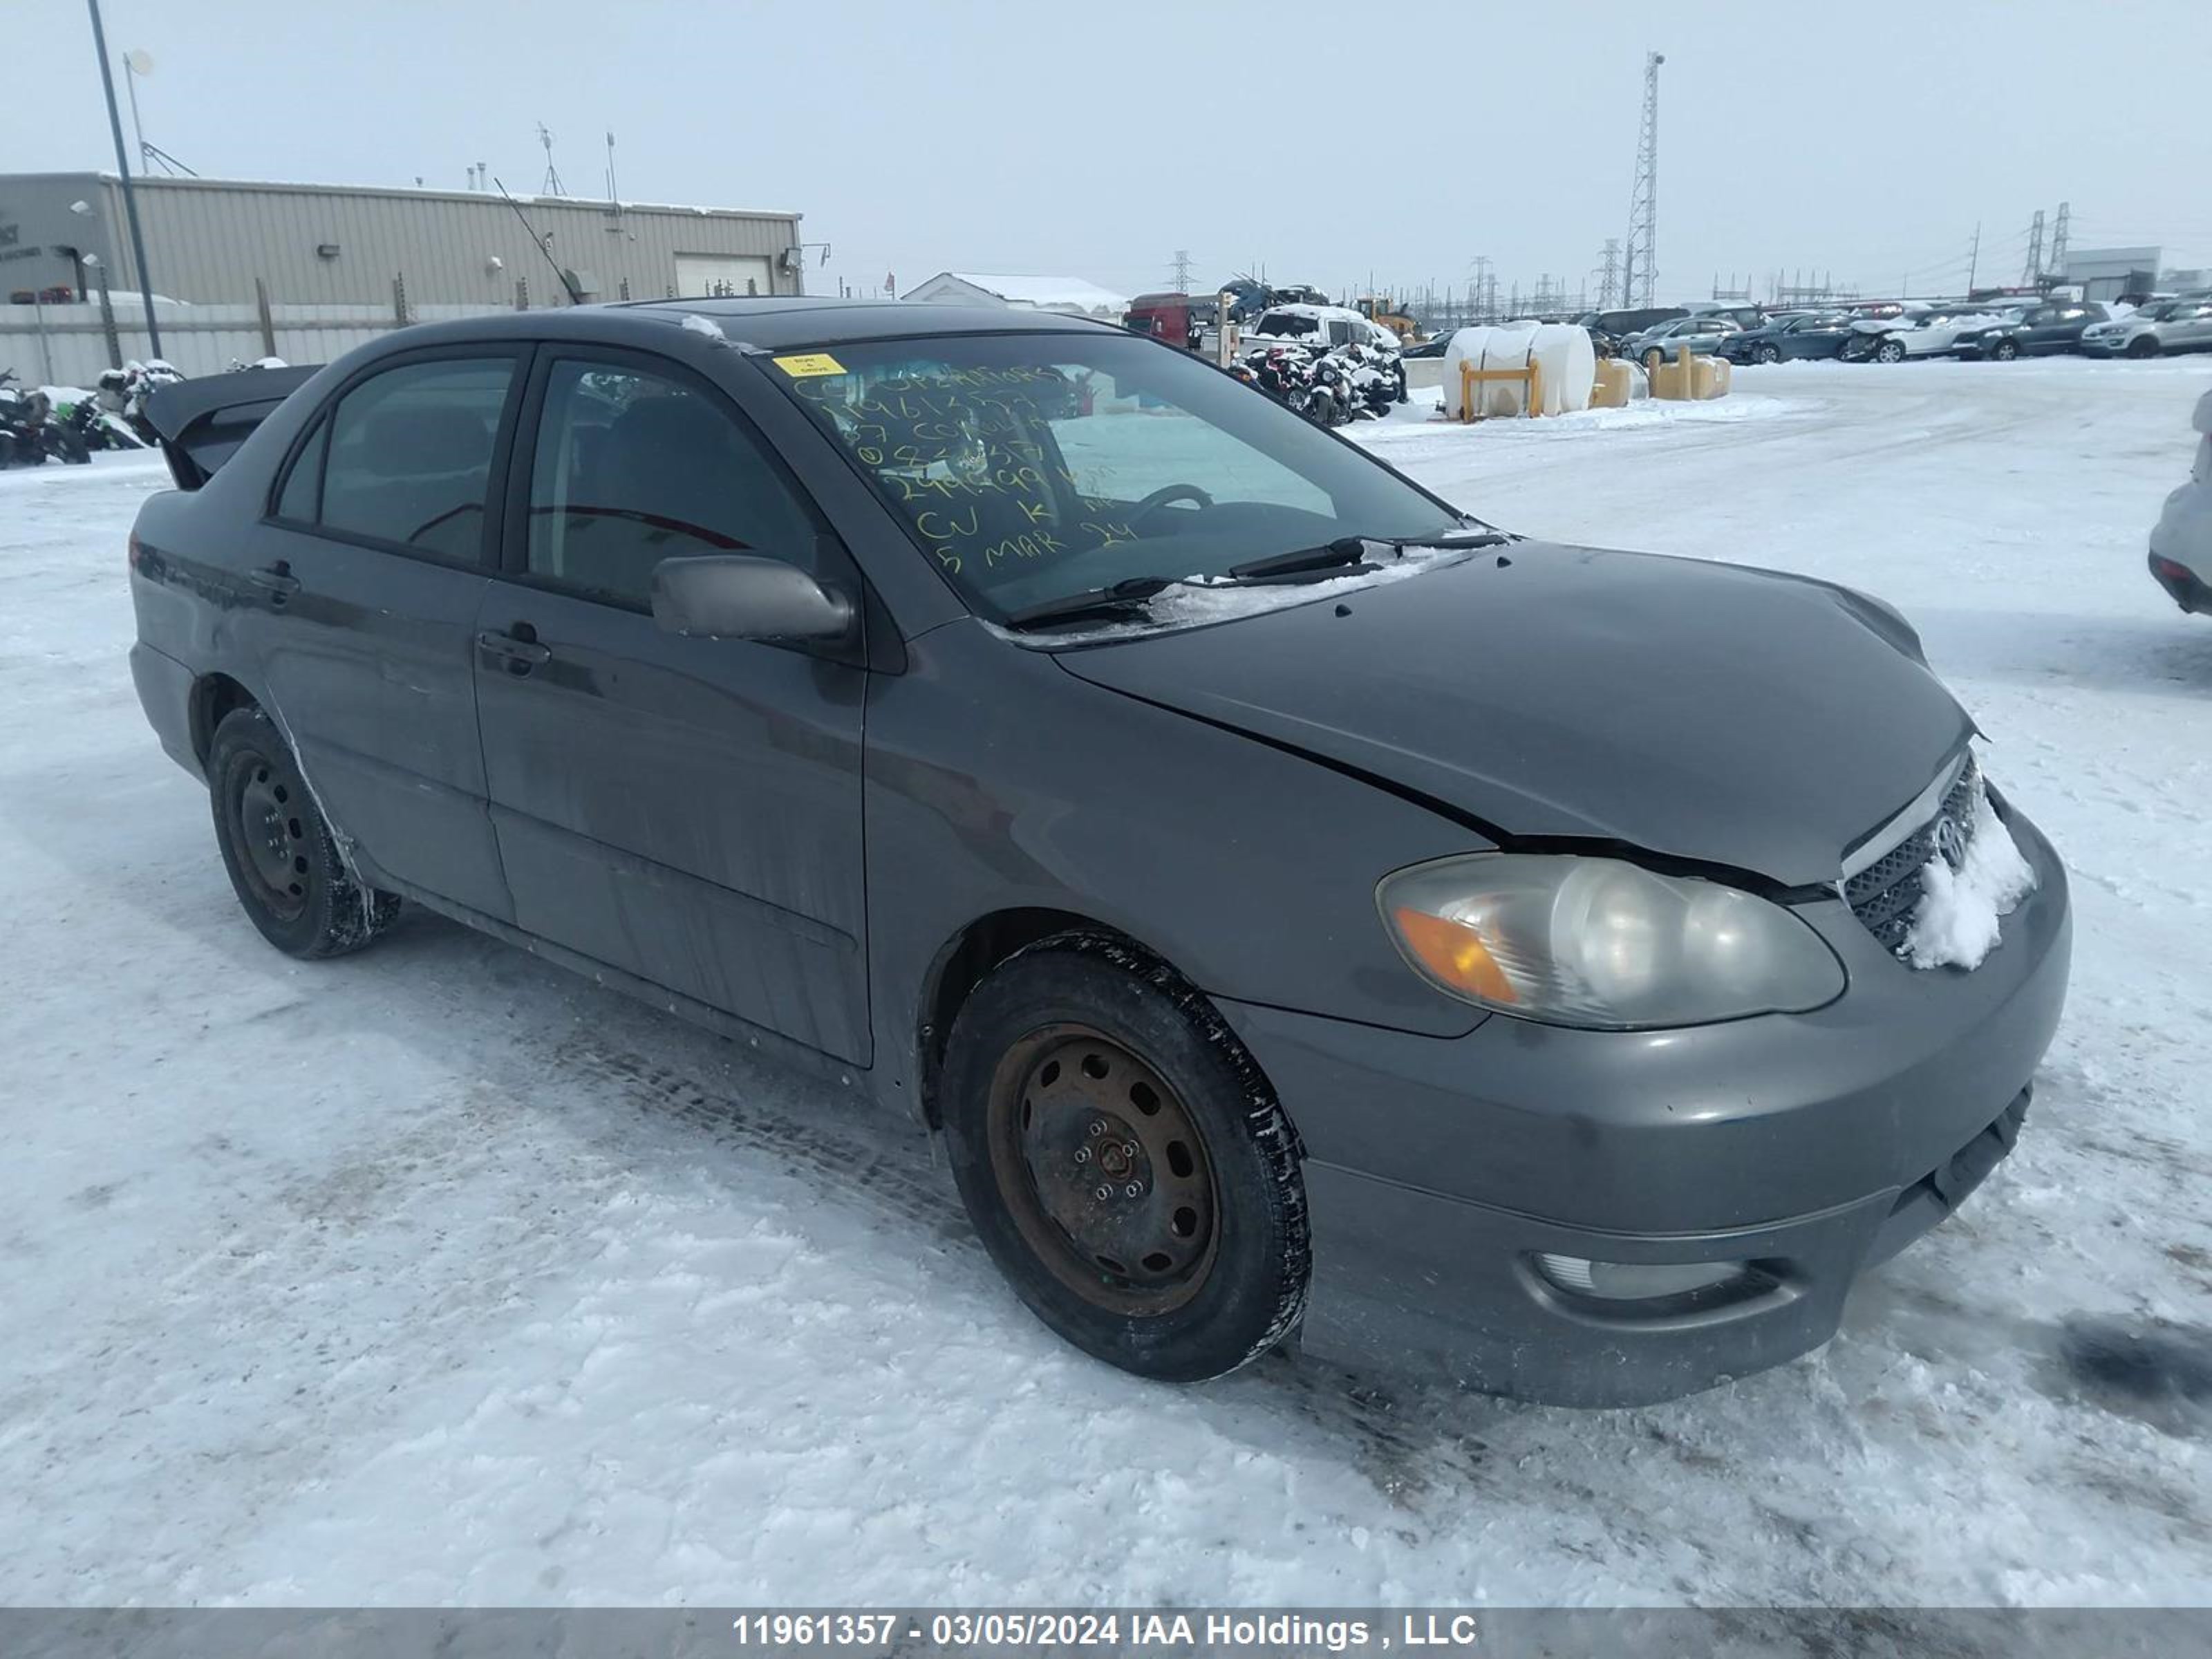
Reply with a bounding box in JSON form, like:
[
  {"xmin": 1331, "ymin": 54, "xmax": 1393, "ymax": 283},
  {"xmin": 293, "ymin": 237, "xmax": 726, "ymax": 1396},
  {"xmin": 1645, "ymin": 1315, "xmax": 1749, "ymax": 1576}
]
[
  {"xmin": 208, "ymin": 706, "xmax": 400, "ymax": 959},
  {"xmin": 941, "ymin": 935, "xmax": 1309, "ymax": 1382}
]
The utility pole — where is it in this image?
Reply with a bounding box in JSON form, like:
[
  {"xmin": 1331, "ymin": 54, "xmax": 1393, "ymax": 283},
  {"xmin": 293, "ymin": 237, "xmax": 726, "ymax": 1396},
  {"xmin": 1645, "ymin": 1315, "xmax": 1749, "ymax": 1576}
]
[
  {"xmin": 1171, "ymin": 249, "xmax": 1193, "ymax": 293},
  {"xmin": 1622, "ymin": 50, "xmax": 1664, "ymax": 307},
  {"xmin": 2050, "ymin": 201, "xmax": 2071, "ymax": 281},
  {"xmin": 1966, "ymin": 221, "xmax": 1981, "ymax": 295},
  {"xmin": 2023, "ymin": 209, "xmax": 2045, "ymax": 285},
  {"xmin": 1597, "ymin": 238, "xmax": 1621, "ymax": 308},
  {"xmin": 85, "ymin": 0, "xmax": 160, "ymax": 358}
]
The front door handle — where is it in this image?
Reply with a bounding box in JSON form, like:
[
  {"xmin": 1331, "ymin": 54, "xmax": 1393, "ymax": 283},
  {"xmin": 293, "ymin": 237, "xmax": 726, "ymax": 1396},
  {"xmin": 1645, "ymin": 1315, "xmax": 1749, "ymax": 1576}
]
[
  {"xmin": 478, "ymin": 628, "xmax": 552, "ymax": 672},
  {"xmin": 248, "ymin": 563, "xmax": 300, "ymax": 601}
]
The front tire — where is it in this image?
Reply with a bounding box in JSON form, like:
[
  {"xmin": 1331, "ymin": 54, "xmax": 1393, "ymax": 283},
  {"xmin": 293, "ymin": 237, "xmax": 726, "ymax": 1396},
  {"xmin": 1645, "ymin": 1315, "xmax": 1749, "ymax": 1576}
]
[
  {"xmin": 1991, "ymin": 339, "xmax": 2020, "ymax": 362},
  {"xmin": 2126, "ymin": 336, "xmax": 2161, "ymax": 359},
  {"xmin": 1754, "ymin": 342, "xmax": 1781, "ymax": 365},
  {"xmin": 208, "ymin": 706, "xmax": 400, "ymax": 959},
  {"xmin": 1876, "ymin": 338, "xmax": 1906, "ymax": 364},
  {"xmin": 941, "ymin": 935, "xmax": 1309, "ymax": 1382}
]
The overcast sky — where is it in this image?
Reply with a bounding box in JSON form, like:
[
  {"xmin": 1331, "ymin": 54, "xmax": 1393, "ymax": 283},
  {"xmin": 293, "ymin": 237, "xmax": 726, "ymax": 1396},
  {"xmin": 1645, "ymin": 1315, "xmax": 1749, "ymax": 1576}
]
[{"xmin": 8, "ymin": 0, "xmax": 2209, "ymax": 308}]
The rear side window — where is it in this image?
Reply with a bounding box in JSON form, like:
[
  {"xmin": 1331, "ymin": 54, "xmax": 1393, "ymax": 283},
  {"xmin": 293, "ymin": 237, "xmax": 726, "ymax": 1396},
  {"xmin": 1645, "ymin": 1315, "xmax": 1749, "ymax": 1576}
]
[
  {"xmin": 312, "ymin": 357, "xmax": 515, "ymax": 560},
  {"xmin": 524, "ymin": 357, "xmax": 823, "ymax": 609}
]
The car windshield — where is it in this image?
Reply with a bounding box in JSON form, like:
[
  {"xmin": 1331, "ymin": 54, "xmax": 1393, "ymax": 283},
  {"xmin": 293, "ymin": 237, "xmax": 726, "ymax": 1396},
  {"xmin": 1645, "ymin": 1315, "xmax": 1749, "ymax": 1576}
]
[
  {"xmin": 1251, "ymin": 313, "xmax": 1319, "ymax": 337},
  {"xmin": 768, "ymin": 332, "xmax": 1459, "ymax": 622}
]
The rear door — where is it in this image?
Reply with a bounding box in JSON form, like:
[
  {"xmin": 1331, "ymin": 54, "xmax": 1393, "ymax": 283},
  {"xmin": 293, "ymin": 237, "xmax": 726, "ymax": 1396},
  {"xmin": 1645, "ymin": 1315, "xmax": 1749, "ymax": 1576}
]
[
  {"xmin": 471, "ymin": 346, "xmax": 872, "ymax": 1062},
  {"xmin": 2170, "ymin": 303, "xmax": 2212, "ymax": 350},
  {"xmin": 244, "ymin": 348, "xmax": 522, "ymax": 919}
]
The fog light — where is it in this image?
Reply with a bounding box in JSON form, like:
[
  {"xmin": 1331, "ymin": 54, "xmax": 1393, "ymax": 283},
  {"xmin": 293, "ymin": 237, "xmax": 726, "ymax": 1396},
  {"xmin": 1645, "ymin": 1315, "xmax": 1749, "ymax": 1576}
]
[{"xmin": 1535, "ymin": 1253, "xmax": 1750, "ymax": 1300}]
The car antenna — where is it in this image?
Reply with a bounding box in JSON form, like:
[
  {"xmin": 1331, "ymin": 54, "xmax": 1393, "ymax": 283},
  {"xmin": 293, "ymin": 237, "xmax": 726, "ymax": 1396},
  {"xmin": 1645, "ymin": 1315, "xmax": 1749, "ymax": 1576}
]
[{"xmin": 492, "ymin": 177, "xmax": 584, "ymax": 305}]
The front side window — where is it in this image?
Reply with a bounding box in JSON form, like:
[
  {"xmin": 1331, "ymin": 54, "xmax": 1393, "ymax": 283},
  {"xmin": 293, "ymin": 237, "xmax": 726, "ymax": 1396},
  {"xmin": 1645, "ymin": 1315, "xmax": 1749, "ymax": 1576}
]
[
  {"xmin": 769, "ymin": 332, "xmax": 1454, "ymax": 621},
  {"xmin": 525, "ymin": 357, "xmax": 822, "ymax": 609},
  {"xmin": 315, "ymin": 357, "xmax": 514, "ymax": 559}
]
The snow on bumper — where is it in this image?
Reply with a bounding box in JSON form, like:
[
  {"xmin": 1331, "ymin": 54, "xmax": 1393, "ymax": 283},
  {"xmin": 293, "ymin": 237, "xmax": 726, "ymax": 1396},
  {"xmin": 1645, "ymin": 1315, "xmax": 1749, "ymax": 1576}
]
[{"xmin": 1216, "ymin": 805, "xmax": 2071, "ymax": 1406}]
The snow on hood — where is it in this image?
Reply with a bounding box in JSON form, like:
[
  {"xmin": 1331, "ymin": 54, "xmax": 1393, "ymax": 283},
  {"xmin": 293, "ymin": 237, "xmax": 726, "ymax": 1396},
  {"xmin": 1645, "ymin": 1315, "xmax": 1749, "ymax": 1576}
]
[{"xmin": 991, "ymin": 545, "xmax": 1465, "ymax": 646}]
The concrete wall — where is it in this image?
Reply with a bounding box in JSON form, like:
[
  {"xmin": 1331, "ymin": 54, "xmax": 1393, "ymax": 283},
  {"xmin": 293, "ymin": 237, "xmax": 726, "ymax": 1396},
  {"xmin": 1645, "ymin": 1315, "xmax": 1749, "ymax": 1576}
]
[{"xmin": 1, "ymin": 173, "xmax": 802, "ymax": 311}]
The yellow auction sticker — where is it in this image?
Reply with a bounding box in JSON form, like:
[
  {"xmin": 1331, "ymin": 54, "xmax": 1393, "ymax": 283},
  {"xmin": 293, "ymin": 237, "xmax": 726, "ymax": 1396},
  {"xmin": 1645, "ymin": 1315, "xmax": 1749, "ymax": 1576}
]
[{"xmin": 771, "ymin": 353, "xmax": 847, "ymax": 377}]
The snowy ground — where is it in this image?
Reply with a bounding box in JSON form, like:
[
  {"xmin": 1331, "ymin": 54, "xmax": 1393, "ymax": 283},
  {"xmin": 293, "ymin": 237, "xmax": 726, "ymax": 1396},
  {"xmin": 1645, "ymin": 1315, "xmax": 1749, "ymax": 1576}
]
[{"xmin": 3, "ymin": 358, "xmax": 2211, "ymax": 1608}]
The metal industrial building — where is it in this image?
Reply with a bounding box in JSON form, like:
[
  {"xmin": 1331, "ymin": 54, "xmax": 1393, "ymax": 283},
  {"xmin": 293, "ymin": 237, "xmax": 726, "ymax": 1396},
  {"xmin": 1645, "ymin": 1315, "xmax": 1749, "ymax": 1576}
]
[{"xmin": 1, "ymin": 171, "xmax": 805, "ymax": 310}]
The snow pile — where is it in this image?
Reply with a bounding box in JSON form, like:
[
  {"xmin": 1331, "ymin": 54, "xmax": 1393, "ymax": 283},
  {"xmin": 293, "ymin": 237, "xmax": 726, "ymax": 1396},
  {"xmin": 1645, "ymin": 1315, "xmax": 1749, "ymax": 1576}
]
[
  {"xmin": 679, "ymin": 312, "xmax": 727, "ymax": 341},
  {"xmin": 1904, "ymin": 793, "xmax": 2038, "ymax": 970}
]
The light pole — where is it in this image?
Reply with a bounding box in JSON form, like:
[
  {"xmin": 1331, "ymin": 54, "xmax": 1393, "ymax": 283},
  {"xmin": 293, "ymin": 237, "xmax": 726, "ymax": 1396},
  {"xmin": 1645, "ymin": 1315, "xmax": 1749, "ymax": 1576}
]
[{"xmin": 85, "ymin": 0, "xmax": 162, "ymax": 359}]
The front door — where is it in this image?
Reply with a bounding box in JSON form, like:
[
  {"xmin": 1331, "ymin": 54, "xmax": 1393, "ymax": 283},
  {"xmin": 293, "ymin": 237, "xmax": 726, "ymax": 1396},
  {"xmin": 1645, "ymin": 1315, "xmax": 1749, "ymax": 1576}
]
[
  {"xmin": 240, "ymin": 348, "xmax": 523, "ymax": 919},
  {"xmin": 471, "ymin": 348, "xmax": 872, "ymax": 1062}
]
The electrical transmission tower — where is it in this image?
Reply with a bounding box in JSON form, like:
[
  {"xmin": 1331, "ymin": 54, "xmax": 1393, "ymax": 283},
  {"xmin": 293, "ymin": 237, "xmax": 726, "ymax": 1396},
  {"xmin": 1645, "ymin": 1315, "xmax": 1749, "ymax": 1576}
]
[
  {"xmin": 537, "ymin": 123, "xmax": 566, "ymax": 196},
  {"xmin": 2023, "ymin": 209, "xmax": 2045, "ymax": 285},
  {"xmin": 1171, "ymin": 249, "xmax": 1194, "ymax": 293},
  {"xmin": 2049, "ymin": 201, "xmax": 2070, "ymax": 280},
  {"xmin": 1596, "ymin": 238, "xmax": 1622, "ymax": 308},
  {"xmin": 1622, "ymin": 51, "xmax": 1663, "ymax": 307}
]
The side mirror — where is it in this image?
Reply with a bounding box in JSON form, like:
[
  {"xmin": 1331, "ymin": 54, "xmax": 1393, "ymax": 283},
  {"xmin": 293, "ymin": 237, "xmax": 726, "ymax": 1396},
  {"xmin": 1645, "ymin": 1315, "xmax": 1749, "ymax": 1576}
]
[{"xmin": 651, "ymin": 554, "xmax": 855, "ymax": 643}]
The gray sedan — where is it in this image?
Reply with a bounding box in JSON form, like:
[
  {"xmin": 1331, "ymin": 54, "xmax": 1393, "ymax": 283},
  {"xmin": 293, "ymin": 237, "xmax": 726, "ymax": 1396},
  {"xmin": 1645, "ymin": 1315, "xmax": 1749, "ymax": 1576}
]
[{"xmin": 130, "ymin": 300, "xmax": 2070, "ymax": 1405}]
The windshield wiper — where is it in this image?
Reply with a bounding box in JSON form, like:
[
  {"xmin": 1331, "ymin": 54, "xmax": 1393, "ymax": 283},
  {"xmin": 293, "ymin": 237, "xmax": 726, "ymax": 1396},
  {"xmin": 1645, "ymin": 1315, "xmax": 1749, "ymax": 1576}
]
[
  {"xmin": 1225, "ymin": 537, "xmax": 1375, "ymax": 583},
  {"xmin": 1225, "ymin": 528, "xmax": 1511, "ymax": 585},
  {"xmin": 1000, "ymin": 576, "xmax": 1178, "ymax": 631}
]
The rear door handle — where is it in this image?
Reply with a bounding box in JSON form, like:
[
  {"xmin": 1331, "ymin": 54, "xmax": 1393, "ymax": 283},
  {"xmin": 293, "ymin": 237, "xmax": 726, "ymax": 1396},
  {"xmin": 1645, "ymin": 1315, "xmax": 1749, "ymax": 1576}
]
[
  {"xmin": 478, "ymin": 629, "xmax": 552, "ymax": 671},
  {"xmin": 247, "ymin": 564, "xmax": 300, "ymax": 600}
]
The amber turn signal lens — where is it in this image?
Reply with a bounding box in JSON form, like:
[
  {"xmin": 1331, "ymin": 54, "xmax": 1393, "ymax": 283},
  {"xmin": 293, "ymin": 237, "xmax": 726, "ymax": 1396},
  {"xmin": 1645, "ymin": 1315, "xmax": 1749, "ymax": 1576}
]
[{"xmin": 1391, "ymin": 906, "xmax": 1518, "ymax": 1005}]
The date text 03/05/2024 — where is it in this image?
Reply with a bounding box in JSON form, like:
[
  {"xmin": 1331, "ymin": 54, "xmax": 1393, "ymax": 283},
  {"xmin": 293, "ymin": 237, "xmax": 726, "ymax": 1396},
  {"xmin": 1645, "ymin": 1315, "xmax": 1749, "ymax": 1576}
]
[{"xmin": 726, "ymin": 1611, "xmax": 1485, "ymax": 1649}]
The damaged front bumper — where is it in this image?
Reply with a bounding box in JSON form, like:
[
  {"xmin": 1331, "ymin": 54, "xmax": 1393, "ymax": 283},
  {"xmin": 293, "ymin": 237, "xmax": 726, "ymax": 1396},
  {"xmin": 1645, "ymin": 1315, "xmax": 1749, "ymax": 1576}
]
[{"xmin": 1217, "ymin": 806, "xmax": 2072, "ymax": 1407}]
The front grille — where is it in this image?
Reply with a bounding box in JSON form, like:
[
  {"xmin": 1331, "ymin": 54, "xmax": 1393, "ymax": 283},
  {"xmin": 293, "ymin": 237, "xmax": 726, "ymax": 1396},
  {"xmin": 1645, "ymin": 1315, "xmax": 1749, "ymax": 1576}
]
[{"xmin": 1844, "ymin": 756, "xmax": 1983, "ymax": 955}]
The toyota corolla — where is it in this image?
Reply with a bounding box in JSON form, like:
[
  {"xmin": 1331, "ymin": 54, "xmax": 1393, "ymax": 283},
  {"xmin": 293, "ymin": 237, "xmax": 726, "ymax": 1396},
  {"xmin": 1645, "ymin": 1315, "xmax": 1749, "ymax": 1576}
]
[{"xmin": 129, "ymin": 299, "xmax": 2070, "ymax": 1405}]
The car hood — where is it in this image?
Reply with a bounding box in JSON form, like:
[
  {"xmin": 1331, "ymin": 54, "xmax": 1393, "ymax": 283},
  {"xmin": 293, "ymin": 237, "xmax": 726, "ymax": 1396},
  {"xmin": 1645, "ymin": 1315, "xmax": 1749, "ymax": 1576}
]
[{"xmin": 1051, "ymin": 544, "xmax": 1973, "ymax": 887}]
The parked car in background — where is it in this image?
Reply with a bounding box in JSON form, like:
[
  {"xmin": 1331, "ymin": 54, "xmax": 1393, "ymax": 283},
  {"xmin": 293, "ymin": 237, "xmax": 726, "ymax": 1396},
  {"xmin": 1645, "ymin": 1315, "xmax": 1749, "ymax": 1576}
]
[
  {"xmin": 2149, "ymin": 386, "xmax": 2212, "ymax": 617},
  {"xmin": 1246, "ymin": 303, "xmax": 1400, "ymax": 355},
  {"xmin": 1622, "ymin": 314, "xmax": 1741, "ymax": 371},
  {"xmin": 1951, "ymin": 301, "xmax": 2109, "ymax": 360},
  {"xmin": 1575, "ymin": 306, "xmax": 1688, "ymax": 357},
  {"xmin": 1716, "ymin": 312, "xmax": 1855, "ymax": 365},
  {"xmin": 2080, "ymin": 299, "xmax": 2212, "ymax": 359},
  {"xmin": 129, "ymin": 298, "xmax": 2070, "ymax": 1407},
  {"xmin": 1684, "ymin": 301, "xmax": 1768, "ymax": 331},
  {"xmin": 1839, "ymin": 308, "xmax": 2002, "ymax": 364}
]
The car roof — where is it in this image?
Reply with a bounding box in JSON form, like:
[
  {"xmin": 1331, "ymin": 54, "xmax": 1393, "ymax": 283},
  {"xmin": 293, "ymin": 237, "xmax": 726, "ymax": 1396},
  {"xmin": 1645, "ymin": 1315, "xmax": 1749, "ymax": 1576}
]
[{"xmin": 378, "ymin": 297, "xmax": 1123, "ymax": 353}]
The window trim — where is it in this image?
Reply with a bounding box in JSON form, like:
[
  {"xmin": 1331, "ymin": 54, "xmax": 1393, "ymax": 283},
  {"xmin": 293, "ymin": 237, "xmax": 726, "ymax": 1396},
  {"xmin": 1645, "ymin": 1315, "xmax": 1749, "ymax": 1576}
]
[
  {"xmin": 261, "ymin": 342, "xmax": 532, "ymax": 572},
  {"xmin": 498, "ymin": 342, "xmax": 847, "ymax": 621}
]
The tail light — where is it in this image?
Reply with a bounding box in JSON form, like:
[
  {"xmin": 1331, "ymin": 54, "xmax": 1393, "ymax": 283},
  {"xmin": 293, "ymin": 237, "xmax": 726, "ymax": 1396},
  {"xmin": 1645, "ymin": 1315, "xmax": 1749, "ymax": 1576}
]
[{"xmin": 127, "ymin": 531, "xmax": 142, "ymax": 570}]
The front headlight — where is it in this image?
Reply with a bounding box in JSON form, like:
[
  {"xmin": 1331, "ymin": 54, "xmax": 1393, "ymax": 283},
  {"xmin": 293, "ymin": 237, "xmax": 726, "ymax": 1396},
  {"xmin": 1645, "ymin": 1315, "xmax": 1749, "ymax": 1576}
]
[{"xmin": 1379, "ymin": 854, "xmax": 1846, "ymax": 1029}]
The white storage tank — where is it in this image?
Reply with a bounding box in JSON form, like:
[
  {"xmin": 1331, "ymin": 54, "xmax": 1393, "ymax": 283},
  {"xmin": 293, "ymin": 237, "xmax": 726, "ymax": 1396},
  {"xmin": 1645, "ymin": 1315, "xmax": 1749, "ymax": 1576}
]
[{"xmin": 1441, "ymin": 321, "xmax": 1597, "ymax": 418}]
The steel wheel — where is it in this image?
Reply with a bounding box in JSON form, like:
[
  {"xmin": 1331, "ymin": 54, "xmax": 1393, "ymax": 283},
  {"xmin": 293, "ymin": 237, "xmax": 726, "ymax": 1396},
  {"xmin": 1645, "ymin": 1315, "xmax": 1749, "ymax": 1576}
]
[
  {"xmin": 229, "ymin": 755, "xmax": 311, "ymax": 921},
  {"xmin": 987, "ymin": 1023, "xmax": 1218, "ymax": 1316}
]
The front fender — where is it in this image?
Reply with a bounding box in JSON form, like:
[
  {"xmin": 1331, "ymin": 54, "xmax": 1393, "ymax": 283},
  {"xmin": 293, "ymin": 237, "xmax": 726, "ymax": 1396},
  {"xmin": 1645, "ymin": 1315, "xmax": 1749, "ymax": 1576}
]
[{"xmin": 860, "ymin": 621, "xmax": 1485, "ymax": 1115}]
